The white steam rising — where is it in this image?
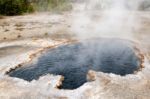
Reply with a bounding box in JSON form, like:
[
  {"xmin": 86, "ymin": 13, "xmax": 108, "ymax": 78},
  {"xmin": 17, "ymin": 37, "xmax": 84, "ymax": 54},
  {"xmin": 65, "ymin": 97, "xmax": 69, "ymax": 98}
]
[{"xmin": 70, "ymin": 0, "xmax": 147, "ymax": 40}]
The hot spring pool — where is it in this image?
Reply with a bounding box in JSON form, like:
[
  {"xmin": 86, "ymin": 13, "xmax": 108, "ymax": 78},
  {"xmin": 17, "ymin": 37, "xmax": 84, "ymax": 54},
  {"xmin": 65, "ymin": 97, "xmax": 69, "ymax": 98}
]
[{"xmin": 8, "ymin": 38, "xmax": 143, "ymax": 89}]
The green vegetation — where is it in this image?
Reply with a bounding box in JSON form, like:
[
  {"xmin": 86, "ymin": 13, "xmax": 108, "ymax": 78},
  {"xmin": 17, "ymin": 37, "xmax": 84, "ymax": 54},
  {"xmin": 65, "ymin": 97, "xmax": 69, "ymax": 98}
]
[
  {"xmin": 0, "ymin": 0, "xmax": 71, "ymax": 16},
  {"xmin": 0, "ymin": 0, "xmax": 33, "ymax": 15},
  {"xmin": 32, "ymin": 0, "xmax": 72, "ymax": 12}
]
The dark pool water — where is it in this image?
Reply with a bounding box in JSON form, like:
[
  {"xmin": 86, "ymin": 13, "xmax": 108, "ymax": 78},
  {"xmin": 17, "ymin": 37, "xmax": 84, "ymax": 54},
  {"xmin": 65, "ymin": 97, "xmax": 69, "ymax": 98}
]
[{"xmin": 8, "ymin": 38, "xmax": 141, "ymax": 89}]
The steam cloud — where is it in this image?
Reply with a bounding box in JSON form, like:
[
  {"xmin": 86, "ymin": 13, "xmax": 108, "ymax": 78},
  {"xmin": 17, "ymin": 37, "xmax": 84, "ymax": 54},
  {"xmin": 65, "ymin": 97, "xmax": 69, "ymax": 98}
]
[{"xmin": 70, "ymin": 0, "xmax": 149, "ymax": 40}]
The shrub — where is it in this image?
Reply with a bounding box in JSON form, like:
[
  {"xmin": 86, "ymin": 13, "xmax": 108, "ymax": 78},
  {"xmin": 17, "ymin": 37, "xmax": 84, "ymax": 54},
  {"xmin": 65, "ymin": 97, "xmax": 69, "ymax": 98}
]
[{"xmin": 0, "ymin": 0, "xmax": 34, "ymax": 15}]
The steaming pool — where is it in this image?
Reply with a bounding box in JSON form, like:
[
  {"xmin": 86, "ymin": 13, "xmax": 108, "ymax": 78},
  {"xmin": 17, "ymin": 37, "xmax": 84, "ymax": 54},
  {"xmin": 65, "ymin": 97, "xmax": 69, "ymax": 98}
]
[{"xmin": 8, "ymin": 38, "xmax": 143, "ymax": 89}]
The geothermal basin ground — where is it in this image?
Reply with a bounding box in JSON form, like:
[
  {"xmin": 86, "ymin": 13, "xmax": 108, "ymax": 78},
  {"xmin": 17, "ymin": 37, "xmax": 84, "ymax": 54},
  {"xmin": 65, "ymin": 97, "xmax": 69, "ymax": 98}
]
[{"xmin": 0, "ymin": 11, "xmax": 150, "ymax": 99}]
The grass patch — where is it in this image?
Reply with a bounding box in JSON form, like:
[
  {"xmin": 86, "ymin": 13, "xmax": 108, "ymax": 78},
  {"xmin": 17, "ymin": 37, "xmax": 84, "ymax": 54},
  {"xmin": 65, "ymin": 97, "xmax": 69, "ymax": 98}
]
[{"xmin": 32, "ymin": 0, "xmax": 72, "ymax": 12}]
